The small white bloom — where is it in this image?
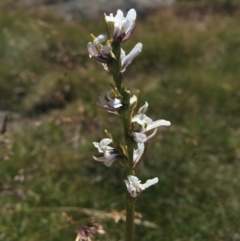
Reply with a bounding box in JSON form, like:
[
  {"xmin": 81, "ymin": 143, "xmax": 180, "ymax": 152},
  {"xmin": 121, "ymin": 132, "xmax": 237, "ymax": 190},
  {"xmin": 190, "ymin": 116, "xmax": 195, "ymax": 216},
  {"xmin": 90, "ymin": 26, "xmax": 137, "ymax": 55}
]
[
  {"xmin": 105, "ymin": 9, "xmax": 136, "ymax": 43},
  {"xmin": 93, "ymin": 138, "xmax": 120, "ymax": 166},
  {"xmin": 124, "ymin": 175, "xmax": 158, "ymax": 198},
  {"xmin": 93, "ymin": 138, "xmax": 112, "ymax": 153},
  {"xmin": 132, "ymin": 102, "xmax": 171, "ymax": 143},
  {"xmin": 121, "ymin": 43, "xmax": 142, "ymax": 72},
  {"xmin": 87, "ymin": 34, "xmax": 112, "ymax": 63},
  {"xmin": 98, "ymin": 90, "xmax": 122, "ymax": 113}
]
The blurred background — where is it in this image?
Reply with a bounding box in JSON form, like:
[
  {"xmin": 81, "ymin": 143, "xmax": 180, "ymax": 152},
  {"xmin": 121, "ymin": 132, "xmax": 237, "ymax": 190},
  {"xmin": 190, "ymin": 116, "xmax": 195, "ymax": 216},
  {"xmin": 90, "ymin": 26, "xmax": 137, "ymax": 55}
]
[{"xmin": 0, "ymin": 0, "xmax": 240, "ymax": 240}]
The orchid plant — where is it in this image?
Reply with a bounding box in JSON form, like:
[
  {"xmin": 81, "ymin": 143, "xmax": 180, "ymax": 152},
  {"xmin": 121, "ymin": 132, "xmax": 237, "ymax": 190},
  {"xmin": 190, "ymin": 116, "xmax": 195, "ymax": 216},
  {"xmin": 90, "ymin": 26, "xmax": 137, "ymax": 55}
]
[{"xmin": 88, "ymin": 9, "xmax": 171, "ymax": 241}]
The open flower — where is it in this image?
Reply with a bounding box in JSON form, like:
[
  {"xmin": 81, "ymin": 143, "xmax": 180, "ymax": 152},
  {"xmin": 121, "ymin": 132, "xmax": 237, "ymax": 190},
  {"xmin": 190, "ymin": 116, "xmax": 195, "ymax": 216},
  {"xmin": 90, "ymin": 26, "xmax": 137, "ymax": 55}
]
[
  {"xmin": 93, "ymin": 138, "xmax": 120, "ymax": 166},
  {"xmin": 87, "ymin": 34, "xmax": 112, "ymax": 63},
  {"xmin": 132, "ymin": 102, "xmax": 171, "ymax": 143},
  {"xmin": 98, "ymin": 90, "xmax": 122, "ymax": 113},
  {"xmin": 105, "ymin": 9, "xmax": 136, "ymax": 43},
  {"xmin": 121, "ymin": 43, "xmax": 142, "ymax": 72},
  {"xmin": 124, "ymin": 175, "xmax": 158, "ymax": 198}
]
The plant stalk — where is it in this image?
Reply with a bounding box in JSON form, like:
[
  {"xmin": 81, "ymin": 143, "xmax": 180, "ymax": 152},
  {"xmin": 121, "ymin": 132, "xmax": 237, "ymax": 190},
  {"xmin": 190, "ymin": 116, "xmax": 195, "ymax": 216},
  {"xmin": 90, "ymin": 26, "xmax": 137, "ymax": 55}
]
[
  {"xmin": 112, "ymin": 41, "xmax": 136, "ymax": 241},
  {"xmin": 125, "ymin": 193, "xmax": 136, "ymax": 241}
]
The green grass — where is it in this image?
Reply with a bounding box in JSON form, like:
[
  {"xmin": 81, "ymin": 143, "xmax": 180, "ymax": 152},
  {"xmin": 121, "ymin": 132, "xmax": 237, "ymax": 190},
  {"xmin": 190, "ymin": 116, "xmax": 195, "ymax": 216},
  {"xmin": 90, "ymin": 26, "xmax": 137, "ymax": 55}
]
[{"xmin": 1, "ymin": 4, "xmax": 240, "ymax": 241}]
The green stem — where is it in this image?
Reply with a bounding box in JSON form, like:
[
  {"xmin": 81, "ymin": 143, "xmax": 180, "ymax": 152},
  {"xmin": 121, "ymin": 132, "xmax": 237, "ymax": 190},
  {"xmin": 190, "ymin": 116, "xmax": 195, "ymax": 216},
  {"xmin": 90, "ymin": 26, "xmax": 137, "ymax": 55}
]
[
  {"xmin": 113, "ymin": 72, "xmax": 122, "ymax": 91},
  {"xmin": 111, "ymin": 43, "xmax": 123, "ymax": 92},
  {"xmin": 111, "ymin": 42, "xmax": 136, "ymax": 241},
  {"xmin": 125, "ymin": 194, "xmax": 136, "ymax": 241},
  {"xmin": 124, "ymin": 137, "xmax": 135, "ymax": 241}
]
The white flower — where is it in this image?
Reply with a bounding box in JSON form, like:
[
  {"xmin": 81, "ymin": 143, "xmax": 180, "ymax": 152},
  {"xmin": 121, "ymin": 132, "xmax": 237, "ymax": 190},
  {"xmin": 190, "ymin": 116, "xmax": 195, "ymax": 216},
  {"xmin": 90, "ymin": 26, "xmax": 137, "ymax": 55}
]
[
  {"xmin": 121, "ymin": 43, "xmax": 142, "ymax": 72},
  {"xmin": 93, "ymin": 138, "xmax": 120, "ymax": 166},
  {"xmin": 105, "ymin": 9, "xmax": 136, "ymax": 43},
  {"xmin": 87, "ymin": 34, "xmax": 112, "ymax": 63},
  {"xmin": 98, "ymin": 90, "xmax": 122, "ymax": 113},
  {"xmin": 124, "ymin": 175, "xmax": 158, "ymax": 198},
  {"xmin": 132, "ymin": 102, "xmax": 171, "ymax": 143}
]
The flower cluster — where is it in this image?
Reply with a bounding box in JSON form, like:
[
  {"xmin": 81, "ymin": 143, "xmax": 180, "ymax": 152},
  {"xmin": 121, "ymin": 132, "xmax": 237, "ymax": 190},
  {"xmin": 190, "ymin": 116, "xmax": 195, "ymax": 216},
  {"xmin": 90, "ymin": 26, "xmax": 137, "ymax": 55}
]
[
  {"xmin": 88, "ymin": 9, "xmax": 142, "ymax": 73},
  {"xmin": 105, "ymin": 9, "xmax": 136, "ymax": 44},
  {"xmin": 88, "ymin": 9, "xmax": 171, "ymax": 198}
]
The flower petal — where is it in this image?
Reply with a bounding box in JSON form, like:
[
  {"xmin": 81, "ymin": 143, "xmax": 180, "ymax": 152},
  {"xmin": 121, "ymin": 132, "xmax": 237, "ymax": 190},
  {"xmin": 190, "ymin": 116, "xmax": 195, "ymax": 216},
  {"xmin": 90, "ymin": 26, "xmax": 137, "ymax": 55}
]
[
  {"xmin": 142, "ymin": 177, "xmax": 159, "ymax": 189},
  {"xmin": 133, "ymin": 143, "xmax": 145, "ymax": 166},
  {"xmin": 138, "ymin": 102, "xmax": 148, "ymax": 114},
  {"xmin": 95, "ymin": 34, "xmax": 107, "ymax": 44},
  {"xmin": 104, "ymin": 153, "xmax": 119, "ymax": 166},
  {"xmin": 126, "ymin": 9, "xmax": 137, "ymax": 22},
  {"xmin": 108, "ymin": 98, "xmax": 122, "ymax": 108},
  {"xmin": 132, "ymin": 132, "xmax": 147, "ymax": 143},
  {"xmin": 130, "ymin": 95, "xmax": 137, "ymax": 105},
  {"xmin": 146, "ymin": 120, "xmax": 171, "ymax": 131},
  {"xmin": 93, "ymin": 138, "xmax": 112, "ymax": 152},
  {"xmin": 121, "ymin": 43, "xmax": 142, "ymax": 72},
  {"xmin": 93, "ymin": 153, "xmax": 119, "ymax": 167},
  {"xmin": 132, "ymin": 113, "xmax": 152, "ymax": 128}
]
